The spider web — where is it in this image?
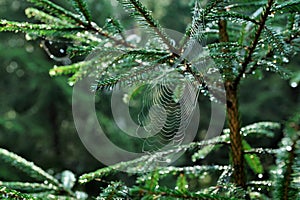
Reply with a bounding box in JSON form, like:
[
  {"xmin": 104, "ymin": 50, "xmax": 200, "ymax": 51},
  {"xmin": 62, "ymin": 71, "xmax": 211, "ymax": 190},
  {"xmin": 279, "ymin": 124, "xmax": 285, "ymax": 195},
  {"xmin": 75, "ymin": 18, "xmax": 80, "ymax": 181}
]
[{"xmin": 135, "ymin": 68, "xmax": 199, "ymax": 161}]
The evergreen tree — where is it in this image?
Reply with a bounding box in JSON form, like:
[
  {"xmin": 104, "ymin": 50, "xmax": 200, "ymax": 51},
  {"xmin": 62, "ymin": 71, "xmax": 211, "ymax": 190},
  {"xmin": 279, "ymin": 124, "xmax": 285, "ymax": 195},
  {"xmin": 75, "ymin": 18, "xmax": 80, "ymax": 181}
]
[{"xmin": 0, "ymin": 0, "xmax": 300, "ymax": 199}]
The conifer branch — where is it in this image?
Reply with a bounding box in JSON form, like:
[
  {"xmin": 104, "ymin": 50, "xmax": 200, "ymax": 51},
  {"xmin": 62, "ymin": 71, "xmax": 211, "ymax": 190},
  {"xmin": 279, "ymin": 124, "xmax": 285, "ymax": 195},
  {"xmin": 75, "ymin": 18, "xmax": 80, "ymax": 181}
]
[
  {"xmin": 0, "ymin": 148, "xmax": 60, "ymax": 186},
  {"xmin": 130, "ymin": 0, "xmax": 177, "ymax": 53},
  {"xmin": 244, "ymin": 148, "xmax": 277, "ymax": 154},
  {"xmin": 0, "ymin": 182, "xmax": 58, "ymax": 193},
  {"xmin": 235, "ymin": 0, "xmax": 275, "ymax": 86},
  {"xmin": 282, "ymin": 141, "xmax": 297, "ymax": 200},
  {"xmin": 211, "ymin": 12, "xmax": 260, "ymax": 25},
  {"xmin": 79, "ymin": 135, "xmax": 229, "ymax": 184},
  {"xmin": 118, "ymin": 0, "xmax": 178, "ymax": 53},
  {"xmin": 25, "ymin": 7, "xmax": 72, "ymax": 26},
  {"xmin": 271, "ymin": 0, "xmax": 300, "ymax": 12},
  {"xmin": 0, "ymin": 186, "xmax": 37, "ymax": 200},
  {"xmin": 25, "ymin": 0, "xmax": 132, "ymax": 47},
  {"xmin": 71, "ymin": 0, "xmax": 92, "ymax": 23},
  {"xmin": 135, "ymin": 187, "xmax": 237, "ymax": 200},
  {"xmin": 27, "ymin": 0, "xmax": 84, "ymax": 24},
  {"xmin": 0, "ymin": 20, "xmax": 82, "ymax": 33},
  {"xmin": 182, "ymin": 0, "xmax": 223, "ymax": 49},
  {"xmin": 247, "ymin": 180, "xmax": 272, "ymax": 187},
  {"xmin": 272, "ymin": 114, "xmax": 300, "ymax": 200},
  {"xmin": 104, "ymin": 18, "xmax": 128, "ymax": 43},
  {"xmin": 0, "ymin": 148, "xmax": 76, "ymax": 198},
  {"xmin": 85, "ymin": 23, "xmax": 134, "ymax": 48},
  {"xmin": 143, "ymin": 165, "xmax": 230, "ymax": 177}
]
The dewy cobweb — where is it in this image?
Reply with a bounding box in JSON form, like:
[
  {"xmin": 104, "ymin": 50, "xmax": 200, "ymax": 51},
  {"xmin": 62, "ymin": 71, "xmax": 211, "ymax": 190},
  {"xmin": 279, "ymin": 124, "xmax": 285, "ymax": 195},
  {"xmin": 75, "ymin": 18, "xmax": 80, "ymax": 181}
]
[
  {"xmin": 72, "ymin": 28, "xmax": 226, "ymax": 173},
  {"xmin": 135, "ymin": 68, "xmax": 199, "ymax": 160}
]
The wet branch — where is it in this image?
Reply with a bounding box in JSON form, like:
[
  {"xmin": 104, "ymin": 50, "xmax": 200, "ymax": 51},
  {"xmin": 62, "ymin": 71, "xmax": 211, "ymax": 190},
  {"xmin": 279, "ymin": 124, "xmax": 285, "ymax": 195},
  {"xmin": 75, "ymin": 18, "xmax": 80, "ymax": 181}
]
[{"xmin": 235, "ymin": 0, "xmax": 275, "ymax": 86}]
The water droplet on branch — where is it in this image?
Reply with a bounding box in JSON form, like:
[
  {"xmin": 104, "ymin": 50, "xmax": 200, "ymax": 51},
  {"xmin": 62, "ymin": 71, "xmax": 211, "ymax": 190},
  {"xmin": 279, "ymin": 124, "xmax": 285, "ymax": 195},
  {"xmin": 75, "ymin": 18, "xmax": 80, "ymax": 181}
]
[{"xmin": 290, "ymin": 82, "xmax": 298, "ymax": 88}]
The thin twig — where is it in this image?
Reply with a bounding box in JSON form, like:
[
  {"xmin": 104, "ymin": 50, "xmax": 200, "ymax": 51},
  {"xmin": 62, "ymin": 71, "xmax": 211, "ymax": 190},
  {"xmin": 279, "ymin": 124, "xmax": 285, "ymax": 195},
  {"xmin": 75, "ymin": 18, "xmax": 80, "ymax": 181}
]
[{"xmin": 244, "ymin": 148, "xmax": 277, "ymax": 154}]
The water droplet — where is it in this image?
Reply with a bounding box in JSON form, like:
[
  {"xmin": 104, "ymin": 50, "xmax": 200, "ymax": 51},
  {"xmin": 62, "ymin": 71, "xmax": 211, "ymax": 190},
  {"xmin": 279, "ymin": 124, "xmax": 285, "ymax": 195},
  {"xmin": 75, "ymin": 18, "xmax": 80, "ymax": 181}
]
[
  {"xmin": 290, "ymin": 82, "xmax": 298, "ymax": 88},
  {"xmin": 6, "ymin": 110, "xmax": 16, "ymax": 119},
  {"xmin": 16, "ymin": 69, "xmax": 24, "ymax": 77},
  {"xmin": 59, "ymin": 49, "xmax": 65, "ymax": 53},
  {"xmin": 25, "ymin": 44, "xmax": 34, "ymax": 53},
  {"xmin": 104, "ymin": 42, "xmax": 112, "ymax": 47},
  {"xmin": 258, "ymin": 174, "xmax": 263, "ymax": 179},
  {"xmin": 11, "ymin": 1, "xmax": 21, "ymax": 11},
  {"xmin": 6, "ymin": 61, "xmax": 18, "ymax": 73},
  {"xmin": 61, "ymin": 170, "xmax": 76, "ymax": 189},
  {"xmin": 286, "ymin": 146, "xmax": 292, "ymax": 151},
  {"xmin": 283, "ymin": 57, "xmax": 289, "ymax": 63},
  {"xmin": 258, "ymin": 187, "xmax": 262, "ymax": 191},
  {"xmin": 126, "ymin": 34, "xmax": 141, "ymax": 44},
  {"xmin": 277, "ymin": 169, "xmax": 283, "ymax": 175},
  {"xmin": 49, "ymin": 70, "xmax": 56, "ymax": 76},
  {"xmin": 25, "ymin": 34, "xmax": 33, "ymax": 41},
  {"xmin": 80, "ymin": 179, "xmax": 88, "ymax": 183},
  {"xmin": 266, "ymin": 68, "xmax": 270, "ymax": 71},
  {"xmin": 170, "ymin": 39, "xmax": 176, "ymax": 46},
  {"xmin": 69, "ymin": 82, "xmax": 74, "ymax": 86},
  {"xmin": 75, "ymin": 190, "xmax": 88, "ymax": 199}
]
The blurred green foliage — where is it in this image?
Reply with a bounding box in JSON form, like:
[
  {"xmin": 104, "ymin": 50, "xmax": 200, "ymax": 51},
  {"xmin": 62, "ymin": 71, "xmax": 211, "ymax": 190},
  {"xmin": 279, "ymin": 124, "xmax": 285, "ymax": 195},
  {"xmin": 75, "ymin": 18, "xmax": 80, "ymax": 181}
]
[{"xmin": 0, "ymin": 0, "xmax": 102, "ymax": 180}]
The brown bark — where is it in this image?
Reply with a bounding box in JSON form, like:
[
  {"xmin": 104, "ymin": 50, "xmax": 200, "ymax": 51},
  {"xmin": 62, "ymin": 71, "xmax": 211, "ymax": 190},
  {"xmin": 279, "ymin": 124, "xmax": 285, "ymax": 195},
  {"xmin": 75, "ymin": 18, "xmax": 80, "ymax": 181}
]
[
  {"xmin": 218, "ymin": 18, "xmax": 246, "ymax": 187},
  {"xmin": 225, "ymin": 82, "xmax": 245, "ymax": 188}
]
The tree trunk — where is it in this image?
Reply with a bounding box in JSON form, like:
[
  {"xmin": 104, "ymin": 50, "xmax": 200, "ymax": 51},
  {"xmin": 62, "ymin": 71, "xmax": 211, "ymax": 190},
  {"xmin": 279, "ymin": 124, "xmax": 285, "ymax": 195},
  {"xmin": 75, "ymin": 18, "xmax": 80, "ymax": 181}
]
[
  {"xmin": 225, "ymin": 81, "xmax": 245, "ymax": 188},
  {"xmin": 218, "ymin": 18, "xmax": 246, "ymax": 188}
]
